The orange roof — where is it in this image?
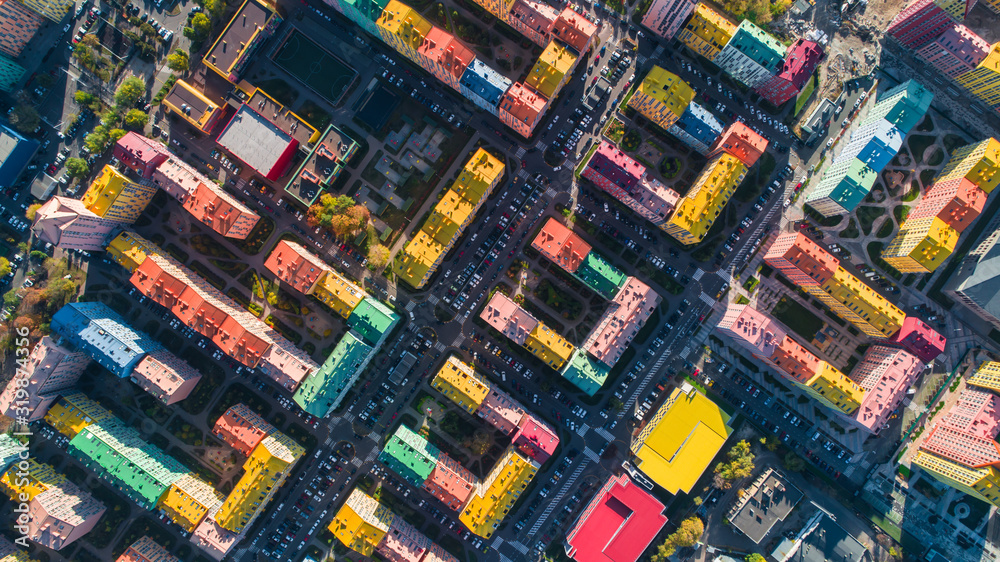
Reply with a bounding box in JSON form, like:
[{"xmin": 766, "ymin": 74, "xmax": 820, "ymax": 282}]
[
  {"xmin": 213, "ymin": 404, "xmax": 275, "ymax": 456},
  {"xmin": 710, "ymin": 122, "xmax": 768, "ymax": 168},
  {"xmin": 771, "ymin": 232, "xmax": 838, "ymax": 283},
  {"xmin": 501, "ymin": 83, "xmax": 547, "ymax": 125},
  {"xmin": 264, "ymin": 240, "xmax": 330, "ymax": 294},
  {"xmin": 418, "ymin": 27, "xmax": 474, "ymax": 83},
  {"xmin": 552, "ymin": 7, "xmax": 597, "ymax": 53},
  {"xmin": 531, "ymin": 217, "xmax": 592, "ymax": 272},
  {"xmin": 770, "ymin": 336, "xmax": 820, "ymax": 383},
  {"xmin": 908, "ymin": 177, "xmax": 988, "ymax": 231},
  {"xmin": 182, "ymin": 182, "xmax": 259, "ymax": 238},
  {"xmin": 423, "ymin": 455, "xmax": 475, "ymax": 509}
]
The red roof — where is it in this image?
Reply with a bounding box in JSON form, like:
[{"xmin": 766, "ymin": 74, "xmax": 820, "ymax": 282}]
[
  {"xmin": 709, "ymin": 122, "xmax": 768, "ymax": 168},
  {"xmin": 264, "ymin": 240, "xmax": 330, "ymax": 294},
  {"xmin": 777, "ymin": 39, "xmax": 824, "ymax": 91},
  {"xmin": 513, "ymin": 415, "xmax": 559, "ymax": 463},
  {"xmin": 889, "ymin": 316, "xmax": 946, "ymax": 363},
  {"xmin": 565, "ymin": 473, "xmax": 667, "ymax": 562},
  {"xmin": 531, "ymin": 217, "xmax": 592, "ymax": 273}
]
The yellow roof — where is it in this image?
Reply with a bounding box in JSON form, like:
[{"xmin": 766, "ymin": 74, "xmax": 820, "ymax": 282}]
[
  {"xmin": 666, "ymin": 154, "xmax": 746, "ymax": 244},
  {"xmin": 377, "ymin": 0, "xmax": 432, "ymax": 51},
  {"xmin": 456, "ymin": 149, "xmax": 504, "ymax": 197},
  {"xmin": 635, "ymin": 66, "xmax": 695, "ymax": 117},
  {"xmin": 394, "ymin": 231, "xmax": 444, "ymax": 289},
  {"xmin": 524, "ymin": 323, "xmax": 574, "ymax": 369},
  {"xmin": 825, "ymin": 267, "xmax": 905, "ymax": 338},
  {"xmin": 312, "ymin": 270, "xmax": 365, "ymax": 318},
  {"xmin": 328, "ymin": 489, "xmax": 393, "ymax": 556},
  {"xmin": 459, "ymin": 449, "xmax": 539, "ymax": 538},
  {"xmin": 690, "ymin": 3, "xmax": 736, "ymax": 35},
  {"xmin": 526, "ymin": 41, "xmax": 577, "ymax": 98},
  {"xmin": 936, "ymin": 137, "xmax": 1000, "ymax": 194},
  {"xmin": 631, "ymin": 387, "xmax": 732, "ymax": 494},
  {"xmin": 80, "ymin": 165, "xmax": 148, "ymax": 218},
  {"xmin": 0, "ymin": 459, "xmax": 64, "ymax": 503},
  {"xmin": 431, "ymin": 356, "xmax": 491, "ymax": 413},
  {"xmin": 884, "ymin": 217, "xmax": 958, "ymax": 272},
  {"xmin": 806, "ymin": 362, "xmax": 863, "ymax": 414},
  {"xmin": 106, "ymin": 230, "xmax": 160, "ymax": 273},
  {"xmin": 969, "ymin": 361, "xmax": 1000, "ymax": 392},
  {"xmin": 44, "ymin": 393, "xmax": 114, "ymax": 438},
  {"xmin": 914, "ymin": 450, "xmax": 1000, "ymax": 506},
  {"xmin": 426, "ymin": 196, "xmax": 471, "ymax": 246},
  {"xmin": 216, "ymin": 434, "xmax": 301, "ymax": 532},
  {"xmin": 157, "ymin": 474, "xmax": 224, "ymax": 532}
]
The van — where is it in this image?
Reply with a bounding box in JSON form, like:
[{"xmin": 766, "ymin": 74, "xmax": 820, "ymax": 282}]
[
  {"xmin": 811, "ymin": 431, "xmax": 821, "ymax": 441},
  {"xmin": 864, "ymin": 271, "xmax": 876, "ymax": 278}
]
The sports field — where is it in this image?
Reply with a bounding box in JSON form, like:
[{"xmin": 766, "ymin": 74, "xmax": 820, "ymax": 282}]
[{"xmin": 272, "ymin": 29, "xmax": 357, "ymax": 104}]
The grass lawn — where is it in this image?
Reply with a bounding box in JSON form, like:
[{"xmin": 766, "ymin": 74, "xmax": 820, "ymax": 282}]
[
  {"xmin": 772, "ymin": 296, "xmax": 824, "ymax": 340},
  {"xmin": 856, "ymin": 206, "xmax": 885, "ymax": 236},
  {"xmin": 793, "ymin": 74, "xmax": 818, "ymax": 116},
  {"xmin": 894, "ymin": 205, "xmax": 909, "ymax": 224},
  {"xmin": 575, "ymin": 143, "xmax": 599, "ymax": 178},
  {"xmin": 839, "ymin": 218, "xmax": 859, "ymax": 238},
  {"xmin": 875, "ymin": 216, "xmax": 895, "ymax": 238},
  {"xmin": 604, "ymin": 118, "xmax": 625, "ymax": 144}
]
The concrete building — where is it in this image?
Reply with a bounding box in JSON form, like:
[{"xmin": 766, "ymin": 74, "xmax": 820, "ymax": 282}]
[
  {"xmin": 460, "ymin": 448, "xmax": 539, "ymax": 538},
  {"xmin": 151, "ymin": 157, "xmax": 260, "ymax": 239},
  {"xmin": 0, "ymin": 337, "xmax": 88, "ymax": 422},
  {"xmin": 498, "ymin": 81, "xmax": 548, "ymax": 138},
  {"xmin": 30, "ymin": 196, "xmax": 124, "ymax": 251},
  {"xmin": 217, "ymin": 104, "xmax": 299, "ymax": 181},
  {"xmin": 584, "ymin": 276, "xmax": 661, "ymax": 367},
  {"xmin": 628, "ymin": 66, "xmax": 694, "ymax": 130},
  {"xmin": 0, "ymin": 122, "xmax": 38, "ymax": 187},
  {"xmin": 764, "ymin": 232, "xmax": 905, "ymax": 338},
  {"xmin": 203, "ymin": 0, "xmax": 280, "ymax": 82},
  {"xmin": 582, "ymin": 142, "xmax": 680, "ymax": 230},
  {"xmin": 714, "ymin": 20, "xmax": 785, "ymax": 88},
  {"xmin": 0, "ymin": 459, "xmax": 105, "ymax": 551},
  {"xmin": 664, "ymin": 153, "xmax": 747, "ymax": 245},
  {"xmin": 888, "ymin": 316, "xmax": 947, "ymax": 363},
  {"xmin": 640, "ymin": 0, "xmax": 696, "ymax": 40},
  {"xmin": 886, "ymin": 0, "xmax": 957, "ymax": 50},
  {"xmin": 14, "ymin": 0, "xmax": 71, "ymax": 21},
  {"xmin": 563, "ymin": 473, "xmax": 668, "ymax": 562},
  {"xmin": 728, "ymin": 469, "xmax": 802, "ymax": 545},
  {"xmin": 0, "ymin": 53, "xmax": 22, "ymax": 92},
  {"xmin": 916, "ymin": 24, "xmax": 991, "ymax": 79},
  {"xmin": 293, "ymin": 331, "xmax": 372, "ymax": 416},
  {"xmin": 264, "ymin": 240, "xmax": 331, "ymax": 295},
  {"xmin": 755, "ymin": 39, "xmax": 824, "ymax": 106},
  {"xmin": 285, "ymin": 124, "xmax": 360, "ymax": 206},
  {"xmin": 0, "ymin": 0, "xmax": 43, "ymax": 58},
  {"xmin": 50, "ymin": 302, "xmax": 162, "ymax": 378},
  {"xmin": 80, "ymin": 165, "xmax": 157, "ymax": 222},
  {"xmin": 395, "ymin": 148, "xmax": 504, "ymax": 288},
  {"xmin": 525, "ymin": 40, "xmax": 577, "ymax": 98},
  {"xmin": 770, "ymin": 509, "xmax": 868, "ymax": 562},
  {"xmin": 44, "ymin": 392, "xmax": 114, "ymax": 438},
  {"xmin": 117, "ymin": 536, "xmax": 180, "ymax": 562},
  {"xmin": 114, "ymin": 132, "xmax": 170, "ymax": 178},
  {"xmin": 130, "ymin": 349, "xmax": 203, "ymax": 405},
  {"xmin": 163, "ymin": 80, "xmax": 224, "ymax": 134},
  {"xmin": 676, "ymin": 2, "xmax": 736, "ymax": 61},
  {"xmin": 216, "ymin": 433, "xmax": 304, "ymax": 532},
  {"xmin": 212, "ymin": 402, "xmax": 275, "ymax": 456},
  {"xmin": 668, "ymin": 102, "xmax": 724, "ymax": 155},
  {"xmin": 708, "ymin": 121, "xmax": 769, "ymax": 168},
  {"xmin": 946, "ymin": 218, "xmax": 1000, "ymax": 328},
  {"xmin": 631, "ymin": 385, "xmax": 732, "ymax": 494},
  {"xmin": 431, "ymin": 356, "xmax": 490, "ymax": 414}
]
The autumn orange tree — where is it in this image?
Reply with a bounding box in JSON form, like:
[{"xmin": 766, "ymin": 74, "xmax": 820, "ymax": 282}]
[{"xmin": 307, "ymin": 194, "xmax": 371, "ymax": 239}]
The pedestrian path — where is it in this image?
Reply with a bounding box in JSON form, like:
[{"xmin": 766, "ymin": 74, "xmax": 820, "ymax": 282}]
[
  {"xmin": 509, "ymin": 541, "xmax": 529, "ymax": 554},
  {"xmin": 426, "ymin": 294, "xmax": 439, "ymax": 305},
  {"xmin": 535, "ymin": 141, "xmax": 546, "ymax": 150},
  {"xmin": 699, "ymin": 291, "xmax": 716, "ymax": 307},
  {"xmin": 451, "ymin": 334, "xmax": 465, "ymax": 347},
  {"xmin": 515, "ymin": 146, "xmax": 526, "ymax": 158},
  {"xmin": 576, "ymin": 423, "xmax": 589, "ymax": 437},
  {"xmin": 592, "ymin": 426, "xmax": 614, "ymax": 441},
  {"xmin": 517, "ymin": 169, "xmax": 529, "ymax": 179},
  {"xmin": 405, "ymin": 301, "xmax": 415, "ymax": 311},
  {"xmin": 583, "ymin": 446, "xmax": 601, "ymax": 463},
  {"xmin": 692, "ymin": 268, "xmax": 704, "ymax": 281},
  {"xmin": 716, "ymin": 270, "xmax": 733, "ymax": 284}
]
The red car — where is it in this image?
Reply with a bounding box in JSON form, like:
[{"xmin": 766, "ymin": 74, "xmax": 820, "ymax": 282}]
[{"xmin": 46, "ymin": 164, "xmax": 57, "ymax": 174}]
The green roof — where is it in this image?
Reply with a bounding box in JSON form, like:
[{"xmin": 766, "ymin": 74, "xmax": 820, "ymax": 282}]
[
  {"xmin": 864, "ymin": 80, "xmax": 933, "ymax": 134},
  {"xmin": 293, "ymin": 331, "xmax": 372, "ymax": 417},
  {"xmin": 575, "ymin": 252, "xmax": 627, "ymax": 299},
  {"xmin": 377, "ymin": 425, "xmax": 440, "ymax": 488},
  {"xmin": 347, "ymin": 297, "xmax": 400, "ymax": 346},
  {"xmin": 560, "ymin": 349, "xmax": 611, "ymax": 396},
  {"xmin": 69, "ymin": 420, "xmax": 189, "ymax": 508},
  {"xmin": 729, "ymin": 20, "xmax": 785, "ymax": 74}
]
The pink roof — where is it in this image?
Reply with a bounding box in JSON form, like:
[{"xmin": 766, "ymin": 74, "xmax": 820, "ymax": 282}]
[
  {"xmin": 114, "ymin": 132, "xmax": 170, "ymax": 176},
  {"xmin": 477, "ymin": 388, "xmax": 525, "ymax": 435},
  {"xmin": 889, "ymin": 316, "xmax": 946, "ymax": 363},
  {"xmin": 849, "ymin": 346, "xmax": 922, "ymax": 432},
  {"xmin": 775, "ymin": 40, "xmax": 824, "ymax": 91},
  {"xmin": 377, "ymin": 518, "xmax": 430, "ymax": 562},
  {"xmin": 514, "ymin": 415, "xmax": 559, "ymax": 463},
  {"xmin": 922, "ymin": 424, "xmax": 1000, "ymax": 468},
  {"xmin": 213, "ymin": 403, "xmax": 275, "ymax": 456},
  {"xmin": 585, "ymin": 277, "xmax": 660, "ymax": 367},
  {"xmin": 941, "ymin": 388, "xmax": 1000, "ymax": 439},
  {"xmin": 552, "ymin": 7, "xmax": 597, "ymax": 53},
  {"xmin": 191, "ymin": 513, "xmax": 240, "ymax": 561},
  {"xmin": 423, "ymin": 454, "xmax": 475, "ymax": 509},
  {"xmin": 264, "ymin": 240, "xmax": 330, "ymax": 294},
  {"xmin": 531, "ymin": 217, "xmax": 592, "ymax": 272},
  {"xmin": 565, "ymin": 473, "xmax": 667, "ymax": 562},
  {"xmin": 594, "ymin": 140, "xmax": 646, "ymax": 185},
  {"xmin": 480, "ymin": 293, "xmax": 538, "ymax": 345},
  {"xmin": 500, "ymin": 82, "xmax": 547, "ymax": 127},
  {"xmin": 716, "ymin": 304, "xmax": 787, "ymax": 359},
  {"xmin": 131, "ymin": 349, "xmax": 202, "ymax": 405},
  {"xmin": 418, "ymin": 27, "xmax": 474, "ymax": 83}
]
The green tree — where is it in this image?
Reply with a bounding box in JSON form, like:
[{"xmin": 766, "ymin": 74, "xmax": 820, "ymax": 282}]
[
  {"xmin": 0, "ymin": 258, "xmax": 10, "ymax": 278},
  {"xmin": 307, "ymin": 194, "xmax": 371, "ymax": 238},
  {"xmin": 124, "ymin": 109, "xmax": 149, "ymax": 131},
  {"xmin": 190, "ymin": 13, "xmax": 212, "ymax": 39},
  {"xmin": 74, "ymin": 91, "xmax": 96, "ymax": 106},
  {"xmin": 783, "ymin": 452, "xmax": 806, "ymax": 472},
  {"xmin": 115, "ymin": 76, "xmax": 146, "ymax": 109},
  {"xmin": 84, "ymin": 129, "xmax": 110, "ymax": 154},
  {"xmin": 25, "ymin": 204, "xmax": 42, "ymax": 221},
  {"xmin": 367, "ymin": 244, "xmax": 390, "ymax": 271},
  {"xmin": 9, "ymin": 105, "xmax": 39, "ymax": 134},
  {"xmin": 139, "ymin": 22, "xmax": 156, "ymax": 37},
  {"xmin": 64, "ymin": 158, "xmax": 90, "ymax": 179},
  {"xmin": 714, "ymin": 440, "xmax": 755, "ymax": 489},
  {"xmin": 109, "ymin": 128, "xmax": 126, "ymax": 143},
  {"xmin": 651, "ymin": 517, "xmax": 704, "ymax": 561},
  {"xmin": 166, "ymin": 49, "xmax": 190, "ymax": 72},
  {"xmin": 204, "ymin": 0, "xmax": 225, "ymax": 19},
  {"xmin": 746, "ymin": 554, "xmax": 766, "ymax": 562}
]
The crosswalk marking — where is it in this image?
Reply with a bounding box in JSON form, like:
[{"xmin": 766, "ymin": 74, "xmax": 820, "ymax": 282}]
[
  {"xmin": 583, "ymin": 446, "xmax": 601, "ymax": 463},
  {"xmin": 593, "ymin": 426, "xmax": 614, "ymax": 441},
  {"xmin": 535, "ymin": 141, "xmax": 546, "ymax": 150},
  {"xmin": 527, "ymin": 460, "xmax": 590, "ymax": 535},
  {"xmin": 451, "ymin": 334, "xmax": 465, "ymax": 347},
  {"xmin": 515, "ymin": 147, "xmax": 526, "ymax": 158},
  {"xmin": 517, "ymin": 169, "xmax": 529, "ymax": 179},
  {"xmin": 426, "ymin": 294, "xmax": 439, "ymax": 305},
  {"xmin": 351, "ymin": 456, "xmax": 363, "ymax": 467},
  {"xmin": 342, "ymin": 412, "xmax": 355, "ymax": 422},
  {"xmin": 510, "ymin": 541, "xmax": 529, "ymax": 554},
  {"xmin": 692, "ymin": 268, "xmax": 704, "ymax": 281},
  {"xmin": 717, "ymin": 270, "xmax": 733, "ymax": 284},
  {"xmin": 496, "ymin": 552, "xmax": 514, "ymax": 562},
  {"xmin": 576, "ymin": 423, "xmax": 589, "ymax": 437},
  {"xmin": 492, "ymin": 537, "xmax": 505, "ymax": 549},
  {"xmin": 404, "ymin": 300, "xmax": 415, "ymax": 311},
  {"xmin": 699, "ymin": 292, "xmax": 716, "ymax": 306}
]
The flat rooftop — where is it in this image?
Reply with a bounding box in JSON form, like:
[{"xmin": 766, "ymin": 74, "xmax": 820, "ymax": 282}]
[
  {"xmin": 164, "ymin": 80, "xmax": 218, "ymax": 128},
  {"xmin": 285, "ymin": 124, "xmax": 358, "ymax": 206},
  {"xmin": 217, "ymin": 104, "xmax": 297, "ymax": 179},
  {"xmin": 205, "ymin": 0, "xmax": 273, "ymax": 77},
  {"xmin": 247, "ymin": 89, "xmax": 317, "ymax": 146},
  {"xmin": 729, "ymin": 469, "xmax": 803, "ymax": 544}
]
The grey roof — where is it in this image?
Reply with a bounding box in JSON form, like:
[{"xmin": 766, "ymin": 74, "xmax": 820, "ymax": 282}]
[
  {"xmin": 0, "ymin": 123, "xmax": 38, "ymax": 186},
  {"xmin": 730, "ymin": 469, "xmax": 803, "ymax": 544},
  {"xmin": 774, "ymin": 511, "xmax": 869, "ymax": 562},
  {"xmin": 948, "ymin": 227, "xmax": 1000, "ymax": 323},
  {"xmin": 217, "ymin": 104, "xmax": 294, "ymax": 176}
]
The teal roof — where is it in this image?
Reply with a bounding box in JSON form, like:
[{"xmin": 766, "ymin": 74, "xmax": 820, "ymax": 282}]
[
  {"xmin": 864, "ymin": 80, "xmax": 932, "ymax": 134},
  {"xmin": 729, "ymin": 21, "xmax": 786, "ymax": 74},
  {"xmin": 347, "ymin": 297, "xmax": 400, "ymax": 346},
  {"xmin": 0, "ymin": 434, "xmax": 24, "ymax": 473},
  {"xmin": 560, "ymin": 349, "xmax": 611, "ymax": 396},
  {"xmin": 293, "ymin": 331, "xmax": 372, "ymax": 416},
  {"xmin": 575, "ymin": 252, "xmax": 627, "ymax": 299},
  {"xmin": 69, "ymin": 419, "xmax": 189, "ymax": 508},
  {"xmin": 810, "ymin": 158, "xmax": 877, "ymax": 213},
  {"xmin": 378, "ymin": 425, "xmax": 440, "ymax": 488}
]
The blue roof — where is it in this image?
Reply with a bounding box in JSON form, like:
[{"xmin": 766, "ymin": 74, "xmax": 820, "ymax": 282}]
[
  {"xmin": 460, "ymin": 59, "xmax": 511, "ymax": 109},
  {"xmin": 673, "ymin": 102, "xmax": 724, "ymax": 147},
  {"xmin": 51, "ymin": 303, "xmax": 162, "ymax": 378},
  {"xmin": 0, "ymin": 123, "xmax": 38, "ymax": 187}
]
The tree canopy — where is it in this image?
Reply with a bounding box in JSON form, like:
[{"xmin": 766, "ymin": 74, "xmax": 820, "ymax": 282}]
[
  {"xmin": 714, "ymin": 439, "xmax": 755, "ymax": 489},
  {"xmin": 25, "ymin": 204, "xmax": 42, "ymax": 221},
  {"xmin": 367, "ymin": 244, "xmax": 390, "ymax": 271},
  {"xmin": 124, "ymin": 109, "xmax": 149, "ymax": 130},
  {"xmin": 9, "ymin": 105, "xmax": 39, "ymax": 134},
  {"xmin": 190, "ymin": 13, "xmax": 212, "ymax": 39},
  {"xmin": 115, "ymin": 76, "xmax": 146, "ymax": 109},
  {"xmin": 166, "ymin": 49, "xmax": 189, "ymax": 72},
  {"xmin": 64, "ymin": 158, "xmax": 90, "ymax": 179},
  {"xmin": 651, "ymin": 517, "xmax": 704, "ymax": 561},
  {"xmin": 307, "ymin": 194, "xmax": 371, "ymax": 238},
  {"xmin": 746, "ymin": 554, "xmax": 766, "ymax": 562}
]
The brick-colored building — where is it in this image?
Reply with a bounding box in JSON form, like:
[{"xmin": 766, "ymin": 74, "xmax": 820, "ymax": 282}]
[
  {"xmin": 708, "ymin": 121, "xmax": 769, "ymax": 168},
  {"xmin": 213, "ymin": 403, "xmax": 276, "ymax": 456},
  {"xmin": 114, "ymin": 132, "xmax": 170, "ymax": 178},
  {"xmin": 0, "ymin": 0, "xmax": 43, "ymax": 58},
  {"xmin": 423, "ymin": 453, "xmax": 476, "ymax": 511},
  {"xmin": 152, "ymin": 157, "xmax": 260, "ymax": 239},
  {"xmin": 117, "ymin": 536, "xmax": 179, "ymax": 562},
  {"xmin": 507, "ymin": 0, "xmax": 557, "ymax": 47},
  {"xmin": 531, "ymin": 217, "xmax": 592, "ymax": 272},
  {"xmin": 755, "ymin": 39, "xmax": 824, "ymax": 106},
  {"xmin": 889, "ymin": 316, "xmax": 947, "ymax": 363},
  {"xmin": 130, "ymin": 349, "xmax": 203, "ymax": 405},
  {"xmin": 31, "ymin": 196, "xmax": 124, "ymax": 251},
  {"xmin": 0, "ymin": 336, "xmax": 88, "ymax": 422},
  {"xmin": 498, "ymin": 82, "xmax": 548, "ymax": 138},
  {"xmin": 264, "ymin": 239, "xmax": 331, "ymax": 294},
  {"xmin": 640, "ymin": 0, "xmax": 696, "ymax": 40}
]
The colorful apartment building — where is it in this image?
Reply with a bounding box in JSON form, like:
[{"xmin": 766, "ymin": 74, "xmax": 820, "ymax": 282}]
[
  {"xmin": 764, "ymin": 232, "xmax": 906, "ymax": 338},
  {"xmin": 524, "ymin": 322, "xmax": 575, "ymax": 369},
  {"xmin": 863, "ymin": 80, "xmax": 934, "ymax": 134},
  {"xmin": 883, "ymin": 216, "xmax": 959, "ymax": 272},
  {"xmin": 0, "ymin": 458, "xmax": 106, "ymax": 551},
  {"xmin": 216, "ymin": 104, "xmax": 299, "ymax": 181},
  {"xmin": 664, "ymin": 153, "xmax": 747, "ymax": 245},
  {"xmin": 676, "ymin": 2, "xmax": 736, "ymax": 61},
  {"xmin": 44, "ymin": 392, "xmax": 113, "ymax": 438},
  {"xmin": 114, "ymin": 132, "xmax": 170, "ymax": 178},
  {"xmin": 552, "ymin": 7, "xmax": 596, "ymax": 54},
  {"xmin": 424, "ymin": 452, "xmax": 476, "ymax": 510},
  {"xmin": 507, "ymin": 0, "xmax": 558, "ymax": 47},
  {"xmin": 851, "ymin": 346, "xmax": 924, "ymax": 431},
  {"xmin": 669, "ymin": 102, "xmax": 724, "ymax": 155},
  {"xmin": 311, "ymin": 268, "xmax": 366, "ymax": 318},
  {"xmin": 216, "ymin": 433, "xmax": 304, "ymax": 533},
  {"xmin": 415, "ymin": 26, "xmax": 474, "ymax": 90},
  {"xmin": 560, "ymin": 349, "xmax": 611, "ymax": 397},
  {"xmin": 708, "ymin": 121, "xmax": 769, "ymax": 168},
  {"xmin": 130, "ymin": 349, "xmax": 203, "ymax": 405},
  {"xmin": 806, "ymin": 158, "xmax": 880, "ymax": 216},
  {"xmin": 191, "ymin": 508, "xmax": 241, "ymax": 561},
  {"xmin": 15, "ymin": 0, "xmax": 72, "ymax": 21},
  {"xmin": 117, "ymin": 536, "xmax": 180, "ymax": 562},
  {"xmin": 324, "ymin": 0, "xmax": 390, "ymax": 37},
  {"xmin": 460, "ymin": 447, "xmax": 539, "ymax": 538},
  {"xmin": 265, "ymin": 240, "xmax": 331, "ymax": 294},
  {"xmin": 631, "ymin": 386, "xmax": 732, "ymax": 494},
  {"xmin": 69, "ymin": 418, "xmax": 190, "ymax": 509},
  {"xmin": 330, "ymin": 488, "xmax": 395, "ymax": 556},
  {"xmin": 714, "ymin": 20, "xmax": 785, "ymax": 89},
  {"xmin": 285, "ymin": 124, "xmax": 360, "ymax": 206},
  {"xmin": 431, "ymin": 356, "xmax": 490, "ymax": 413},
  {"xmin": 889, "ymin": 316, "xmax": 947, "ymax": 363},
  {"xmin": 628, "ymin": 66, "xmax": 694, "ymax": 130},
  {"xmin": 30, "ymin": 196, "xmax": 125, "ymax": 251},
  {"xmin": 498, "ymin": 81, "xmax": 548, "ymax": 138},
  {"xmin": 526, "ymin": 40, "xmax": 577, "ymax": 98},
  {"xmin": 755, "ymin": 39, "xmax": 824, "ymax": 106},
  {"xmin": 293, "ymin": 331, "xmax": 372, "ymax": 417},
  {"xmin": 377, "ymin": 1, "xmax": 432, "ymax": 65},
  {"xmin": 532, "ymin": 217, "xmax": 592, "ymax": 272},
  {"xmin": 584, "ymin": 276, "xmax": 661, "ymax": 367},
  {"xmin": 163, "ymin": 80, "xmax": 224, "ymax": 134},
  {"xmin": 957, "ymin": 47, "xmax": 1000, "ymax": 110},
  {"xmin": 934, "ymin": 137, "xmax": 1000, "ymax": 192},
  {"xmin": 582, "ymin": 141, "xmax": 680, "ymax": 231},
  {"xmin": 212, "ymin": 403, "xmax": 275, "ymax": 456},
  {"xmin": 477, "ymin": 387, "xmax": 526, "ymax": 435},
  {"xmin": 640, "ymin": 0, "xmax": 696, "ymax": 40},
  {"xmin": 459, "ymin": 59, "xmax": 512, "ymax": 113},
  {"xmin": 151, "ymin": 157, "xmax": 260, "ymax": 239},
  {"xmin": 914, "ymin": 362, "xmax": 1000, "ymax": 506},
  {"xmin": 50, "ymin": 302, "xmax": 162, "ymax": 378},
  {"xmin": 395, "ymin": 148, "xmax": 504, "ymax": 288},
  {"xmin": 564, "ymin": 473, "xmax": 668, "ymax": 562},
  {"xmin": 0, "ymin": 53, "xmax": 22, "ymax": 92},
  {"xmin": 0, "ymin": 0, "xmax": 42, "ymax": 58},
  {"xmin": 0, "ymin": 536, "xmax": 37, "ymax": 562},
  {"xmin": 916, "ymin": 24, "xmax": 991, "ymax": 79},
  {"xmin": 0, "ymin": 336, "xmax": 88, "ymax": 422},
  {"xmin": 106, "ymin": 230, "xmax": 164, "ymax": 273},
  {"xmin": 379, "ymin": 424, "xmax": 441, "ymax": 488},
  {"xmin": 156, "ymin": 474, "xmax": 225, "ymax": 533},
  {"xmin": 512, "ymin": 414, "xmax": 558, "ymax": 463},
  {"xmin": 80, "ymin": 165, "xmax": 157, "ymax": 222},
  {"xmin": 347, "ymin": 296, "xmax": 400, "ymax": 347},
  {"xmin": 203, "ymin": 0, "xmax": 281, "ymax": 82},
  {"xmin": 886, "ymin": 0, "xmax": 957, "ymax": 50}
]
